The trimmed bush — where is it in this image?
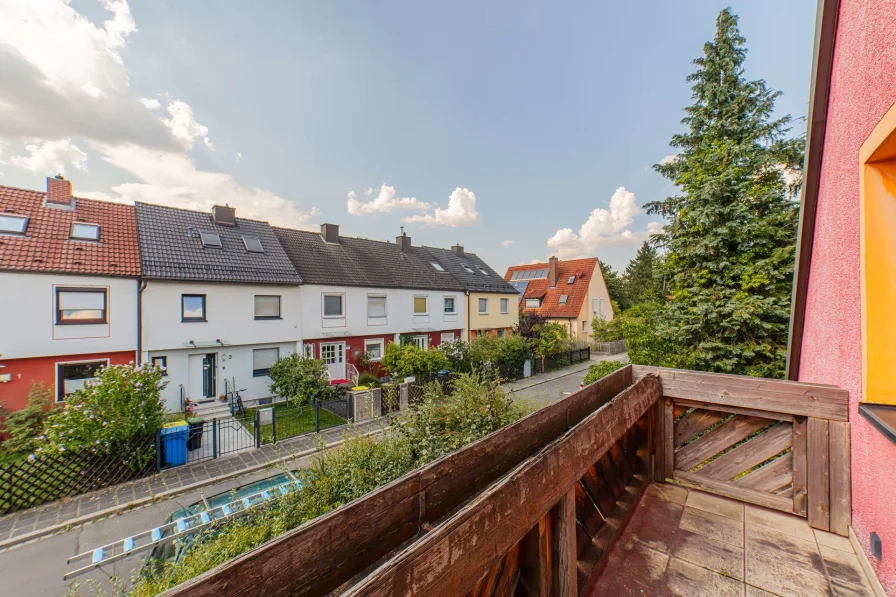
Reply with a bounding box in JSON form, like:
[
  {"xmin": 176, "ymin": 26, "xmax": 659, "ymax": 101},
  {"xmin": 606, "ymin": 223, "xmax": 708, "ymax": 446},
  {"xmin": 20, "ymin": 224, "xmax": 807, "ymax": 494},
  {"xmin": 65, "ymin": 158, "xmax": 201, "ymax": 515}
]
[{"xmin": 583, "ymin": 361, "xmax": 626, "ymax": 386}]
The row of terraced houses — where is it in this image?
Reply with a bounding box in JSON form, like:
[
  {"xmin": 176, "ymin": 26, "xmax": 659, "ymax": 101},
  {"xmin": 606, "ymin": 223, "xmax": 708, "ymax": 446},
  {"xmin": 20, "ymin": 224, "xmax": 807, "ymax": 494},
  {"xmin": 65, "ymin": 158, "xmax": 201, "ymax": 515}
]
[{"xmin": 0, "ymin": 176, "xmax": 613, "ymax": 415}]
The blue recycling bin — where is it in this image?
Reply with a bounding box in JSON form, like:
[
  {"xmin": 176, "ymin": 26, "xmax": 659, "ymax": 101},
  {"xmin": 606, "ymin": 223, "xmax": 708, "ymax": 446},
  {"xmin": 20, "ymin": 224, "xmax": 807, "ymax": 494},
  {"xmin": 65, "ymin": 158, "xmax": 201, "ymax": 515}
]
[{"xmin": 161, "ymin": 424, "xmax": 189, "ymax": 467}]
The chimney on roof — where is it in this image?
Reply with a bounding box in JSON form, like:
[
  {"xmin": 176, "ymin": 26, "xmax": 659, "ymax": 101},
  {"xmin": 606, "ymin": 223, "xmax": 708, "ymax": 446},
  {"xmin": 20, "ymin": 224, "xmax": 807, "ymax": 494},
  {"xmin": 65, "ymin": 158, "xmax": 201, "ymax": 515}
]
[
  {"xmin": 46, "ymin": 175, "xmax": 72, "ymax": 207},
  {"xmin": 212, "ymin": 204, "xmax": 236, "ymax": 226},
  {"xmin": 451, "ymin": 244, "xmax": 464, "ymax": 257},
  {"xmin": 548, "ymin": 255, "xmax": 559, "ymax": 287},
  {"xmin": 396, "ymin": 227, "xmax": 412, "ymax": 253},
  {"xmin": 321, "ymin": 223, "xmax": 340, "ymax": 243}
]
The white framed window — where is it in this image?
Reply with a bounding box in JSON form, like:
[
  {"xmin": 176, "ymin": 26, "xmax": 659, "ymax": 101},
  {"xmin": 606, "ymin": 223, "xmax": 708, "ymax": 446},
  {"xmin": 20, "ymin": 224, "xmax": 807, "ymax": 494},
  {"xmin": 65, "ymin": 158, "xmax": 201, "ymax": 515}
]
[
  {"xmin": 440, "ymin": 332, "xmax": 455, "ymax": 344},
  {"xmin": 254, "ymin": 295, "xmax": 281, "ymax": 319},
  {"xmin": 56, "ymin": 359, "xmax": 108, "ymax": 402},
  {"xmin": 413, "ymin": 295, "xmax": 428, "ymax": 315},
  {"xmin": 253, "ymin": 347, "xmax": 279, "ymax": 377},
  {"xmin": 525, "ymin": 298, "xmax": 540, "ymax": 309},
  {"xmin": 56, "ymin": 287, "xmax": 107, "ymax": 324},
  {"xmin": 411, "ymin": 335, "xmax": 428, "ymax": 349},
  {"xmin": 599, "ymin": 297, "xmax": 605, "ymax": 317},
  {"xmin": 364, "ymin": 338, "xmax": 385, "ymax": 361},
  {"xmin": 444, "ymin": 296, "xmax": 456, "ymax": 314},
  {"xmin": 367, "ymin": 295, "xmax": 387, "ymax": 318},
  {"xmin": 323, "ymin": 293, "xmax": 344, "ymax": 317},
  {"xmin": 500, "ymin": 298, "xmax": 510, "ymax": 314},
  {"xmin": 593, "ymin": 297, "xmax": 599, "ymax": 314},
  {"xmin": 321, "ymin": 343, "xmax": 343, "ymax": 364},
  {"xmin": 303, "ymin": 343, "xmax": 315, "ymax": 359},
  {"xmin": 70, "ymin": 222, "xmax": 100, "ymax": 241},
  {"xmin": 478, "ymin": 298, "xmax": 488, "ymax": 314},
  {"xmin": 582, "ymin": 320, "xmax": 588, "ymax": 332}
]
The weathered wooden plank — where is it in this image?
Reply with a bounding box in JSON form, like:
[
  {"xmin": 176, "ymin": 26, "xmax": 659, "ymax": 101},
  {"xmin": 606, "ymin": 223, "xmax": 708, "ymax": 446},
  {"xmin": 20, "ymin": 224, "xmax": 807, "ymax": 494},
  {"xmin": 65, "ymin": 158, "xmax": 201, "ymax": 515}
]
[
  {"xmin": 674, "ymin": 398, "xmax": 795, "ymax": 423},
  {"xmin": 163, "ymin": 366, "xmax": 635, "ymax": 597},
  {"xmin": 584, "ymin": 461, "xmax": 617, "ymax": 521},
  {"xmin": 792, "ymin": 416, "xmax": 808, "ymax": 516},
  {"xmin": 608, "ymin": 441, "xmax": 634, "ymax": 492},
  {"xmin": 653, "ymin": 399, "xmax": 665, "ymax": 482},
  {"xmin": 829, "ymin": 420, "xmax": 851, "ymax": 537},
  {"xmin": 673, "ymin": 405, "xmax": 688, "ymax": 420},
  {"xmin": 675, "ymin": 415, "xmax": 770, "ymax": 472},
  {"xmin": 597, "ymin": 450, "xmax": 626, "ymax": 504},
  {"xmin": 574, "ymin": 480, "xmax": 604, "ymax": 546},
  {"xmin": 808, "ymin": 417, "xmax": 830, "ymax": 532},
  {"xmin": 341, "ymin": 375, "xmax": 663, "ymax": 597},
  {"xmin": 698, "ymin": 422, "xmax": 793, "ymax": 481},
  {"xmin": 664, "ymin": 398, "xmax": 674, "ymax": 479},
  {"xmin": 468, "ymin": 557, "xmax": 501, "ymax": 597},
  {"xmin": 634, "ymin": 365, "xmax": 846, "ymax": 396},
  {"xmin": 733, "ymin": 453, "xmax": 793, "ymax": 493},
  {"xmin": 552, "ymin": 489, "xmax": 577, "ymax": 597},
  {"xmin": 674, "ymin": 409, "xmax": 727, "ymax": 448},
  {"xmin": 493, "ymin": 545, "xmax": 520, "ymax": 597},
  {"xmin": 520, "ymin": 513, "xmax": 552, "ymax": 597},
  {"xmin": 673, "ymin": 471, "xmax": 793, "ymax": 513}
]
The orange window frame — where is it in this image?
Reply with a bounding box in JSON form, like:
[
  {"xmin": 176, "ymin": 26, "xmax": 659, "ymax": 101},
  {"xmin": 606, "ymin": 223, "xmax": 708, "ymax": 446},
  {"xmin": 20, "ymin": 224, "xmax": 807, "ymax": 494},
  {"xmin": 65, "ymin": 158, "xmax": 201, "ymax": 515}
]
[{"xmin": 860, "ymin": 99, "xmax": 896, "ymax": 404}]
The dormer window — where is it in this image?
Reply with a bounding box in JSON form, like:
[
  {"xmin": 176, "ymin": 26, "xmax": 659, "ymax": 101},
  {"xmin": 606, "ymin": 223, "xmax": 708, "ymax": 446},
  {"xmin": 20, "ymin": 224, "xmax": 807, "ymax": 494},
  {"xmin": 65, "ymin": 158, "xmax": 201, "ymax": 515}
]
[
  {"xmin": 70, "ymin": 222, "xmax": 99, "ymax": 241},
  {"xmin": 0, "ymin": 214, "xmax": 28, "ymax": 235},
  {"xmin": 200, "ymin": 231, "xmax": 222, "ymax": 248},
  {"xmin": 243, "ymin": 236, "xmax": 264, "ymax": 253},
  {"xmin": 525, "ymin": 298, "xmax": 541, "ymax": 309}
]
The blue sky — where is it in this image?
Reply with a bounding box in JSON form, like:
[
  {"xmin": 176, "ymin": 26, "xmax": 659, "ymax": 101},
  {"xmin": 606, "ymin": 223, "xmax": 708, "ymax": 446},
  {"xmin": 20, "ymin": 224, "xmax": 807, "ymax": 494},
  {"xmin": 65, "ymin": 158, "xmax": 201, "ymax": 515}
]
[{"xmin": 0, "ymin": 1, "xmax": 817, "ymax": 272}]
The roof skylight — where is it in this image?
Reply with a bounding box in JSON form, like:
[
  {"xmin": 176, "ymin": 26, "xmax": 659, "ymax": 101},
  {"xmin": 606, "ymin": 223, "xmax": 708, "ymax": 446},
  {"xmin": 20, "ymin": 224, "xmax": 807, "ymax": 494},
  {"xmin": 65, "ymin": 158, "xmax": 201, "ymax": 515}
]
[
  {"xmin": 431, "ymin": 262, "xmax": 446, "ymax": 272},
  {"xmin": 200, "ymin": 231, "xmax": 222, "ymax": 248},
  {"xmin": 0, "ymin": 214, "xmax": 29, "ymax": 235},
  {"xmin": 70, "ymin": 222, "xmax": 99, "ymax": 241},
  {"xmin": 462, "ymin": 264, "xmax": 475, "ymax": 274},
  {"xmin": 567, "ymin": 276, "xmax": 576, "ymax": 285},
  {"xmin": 559, "ymin": 294, "xmax": 569, "ymax": 305},
  {"xmin": 476, "ymin": 265, "xmax": 489, "ymax": 275},
  {"xmin": 243, "ymin": 236, "xmax": 264, "ymax": 253}
]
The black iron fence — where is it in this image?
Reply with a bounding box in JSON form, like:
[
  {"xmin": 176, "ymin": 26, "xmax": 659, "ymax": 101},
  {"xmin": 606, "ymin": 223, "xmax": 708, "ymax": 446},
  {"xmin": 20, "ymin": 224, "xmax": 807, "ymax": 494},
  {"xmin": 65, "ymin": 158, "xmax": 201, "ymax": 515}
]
[
  {"xmin": 540, "ymin": 346, "xmax": 591, "ymax": 373},
  {"xmin": 0, "ymin": 435, "xmax": 157, "ymax": 515}
]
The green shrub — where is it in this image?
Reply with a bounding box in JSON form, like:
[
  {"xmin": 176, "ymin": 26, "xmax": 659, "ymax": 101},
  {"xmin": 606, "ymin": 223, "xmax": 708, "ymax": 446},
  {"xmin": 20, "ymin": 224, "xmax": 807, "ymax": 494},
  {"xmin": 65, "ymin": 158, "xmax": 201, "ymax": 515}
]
[
  {"xmin": 591, "ymin": 308, "xmax": 624, "ymax": 342},
  {"xmin": 356, "ymin": 373, "xmax": 380, "ymax": 387},
  {"xmin": 127, "ymin": 374, "xmax": 530, "ymax": 597},
  {"xmin": 1, "ymin": 383, "xmax": 55, "ymax": 461},
  {"xmin": 268, "ymin": 353, "xmax": 332, "ymax": 406},
  {"xmin": 583, "ymin": 361, "xmax": 626, "ymax": 386},
  {"xmin": 382, "ymin": 342, "xmax": 449, "ymax": 381},
  {"xmin": 42, "ymin": 363, "xmax": 166, "ymax": 460},
  {"xmin": 438, "ymin": 338, "xmax": 472, "ymax": 373},
  {"xmin": 468, "ymin": 335, "xmax": 529, "ymax": 380}
]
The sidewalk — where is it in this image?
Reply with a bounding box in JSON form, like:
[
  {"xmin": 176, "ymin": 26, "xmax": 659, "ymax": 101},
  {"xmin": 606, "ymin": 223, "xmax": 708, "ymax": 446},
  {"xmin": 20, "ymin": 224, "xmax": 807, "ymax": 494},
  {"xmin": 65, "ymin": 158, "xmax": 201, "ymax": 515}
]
[
  {"xmin": 505, "ymin": 351, "xmax": 629, "ymax": 393},
  {"xmin": 0, "ymin": 418, "xmax": 386, "ymax": 549}
]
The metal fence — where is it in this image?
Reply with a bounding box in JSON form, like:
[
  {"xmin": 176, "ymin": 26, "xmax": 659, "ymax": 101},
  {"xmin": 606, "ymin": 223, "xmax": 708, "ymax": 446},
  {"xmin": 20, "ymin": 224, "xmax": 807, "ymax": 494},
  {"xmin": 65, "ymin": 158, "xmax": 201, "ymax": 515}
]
[
  {"xmin": 0, "ymin": 435, "xmax": 157, "ymax": 515},
  {"xmin": 593, "ymin": 339, "xmax": 627, "ymax": 355},
  {"xmin": 540, "ymin": 346, "xmax": 591, "ymax": 373}
]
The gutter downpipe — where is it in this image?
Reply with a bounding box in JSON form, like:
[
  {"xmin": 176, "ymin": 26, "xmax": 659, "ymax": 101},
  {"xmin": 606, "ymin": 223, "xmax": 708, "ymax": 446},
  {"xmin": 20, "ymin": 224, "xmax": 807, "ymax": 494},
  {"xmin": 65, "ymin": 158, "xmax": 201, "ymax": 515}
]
[
  {"xmin": 466, "ymin": 291, "xmax": 471, "ymax": 342},
  {"xmin": 785, "ymin": 0, "xmax": 840, "ymax": 381},
  {"xmin": 137, "ymin": 279, "xmax": 148, "ymax": 364}
]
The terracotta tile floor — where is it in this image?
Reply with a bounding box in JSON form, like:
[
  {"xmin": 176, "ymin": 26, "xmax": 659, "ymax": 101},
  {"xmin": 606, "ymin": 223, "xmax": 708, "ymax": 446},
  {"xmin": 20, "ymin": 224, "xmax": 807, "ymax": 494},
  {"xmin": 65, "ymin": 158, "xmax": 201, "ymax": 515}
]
[{"xmin": 589, "ymin": 484, "xmax": 876, "ymax": 597}]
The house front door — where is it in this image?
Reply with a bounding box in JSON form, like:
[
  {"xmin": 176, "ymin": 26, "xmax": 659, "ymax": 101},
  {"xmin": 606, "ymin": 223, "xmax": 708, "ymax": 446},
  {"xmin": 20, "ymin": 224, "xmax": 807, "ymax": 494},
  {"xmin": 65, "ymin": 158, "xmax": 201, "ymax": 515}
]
[
  {"xmin": 321, "ymin": 342, "xmax": 345, "ymax": 380},
  {"xmin": 189, "ymin": 353, "xmax": 217, "ymax": 400}
]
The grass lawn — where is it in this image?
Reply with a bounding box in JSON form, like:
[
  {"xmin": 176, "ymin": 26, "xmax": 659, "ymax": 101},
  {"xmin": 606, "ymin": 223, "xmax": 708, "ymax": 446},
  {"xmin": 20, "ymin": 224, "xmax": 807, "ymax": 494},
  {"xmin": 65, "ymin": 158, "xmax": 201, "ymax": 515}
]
[{"xmin": 238, "ymin": 401, "xmax": 346, "ymax": 443}]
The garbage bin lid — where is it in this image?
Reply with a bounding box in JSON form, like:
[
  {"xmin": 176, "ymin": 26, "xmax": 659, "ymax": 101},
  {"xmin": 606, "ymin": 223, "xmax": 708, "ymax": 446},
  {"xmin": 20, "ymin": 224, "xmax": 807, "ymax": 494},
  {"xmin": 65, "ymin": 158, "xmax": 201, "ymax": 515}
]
[{"xmin": 161, "ymin": 423, "xmax": 189, "ymax": 434}]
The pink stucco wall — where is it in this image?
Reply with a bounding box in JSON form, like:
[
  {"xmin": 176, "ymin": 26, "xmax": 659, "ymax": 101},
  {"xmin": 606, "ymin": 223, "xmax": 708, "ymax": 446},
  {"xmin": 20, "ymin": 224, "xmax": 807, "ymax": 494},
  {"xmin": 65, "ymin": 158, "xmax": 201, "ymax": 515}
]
[{"xmin": 798, "ymin": 0, "xmax": 896, "ymax": 591}]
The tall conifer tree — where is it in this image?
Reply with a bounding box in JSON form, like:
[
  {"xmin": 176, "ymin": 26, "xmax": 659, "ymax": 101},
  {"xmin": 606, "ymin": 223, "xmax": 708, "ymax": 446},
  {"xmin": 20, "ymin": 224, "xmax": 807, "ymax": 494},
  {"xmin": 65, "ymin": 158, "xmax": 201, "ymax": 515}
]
[{"xmin": 643, "ymin": 8, "xmax": 803, "ymax": 377}]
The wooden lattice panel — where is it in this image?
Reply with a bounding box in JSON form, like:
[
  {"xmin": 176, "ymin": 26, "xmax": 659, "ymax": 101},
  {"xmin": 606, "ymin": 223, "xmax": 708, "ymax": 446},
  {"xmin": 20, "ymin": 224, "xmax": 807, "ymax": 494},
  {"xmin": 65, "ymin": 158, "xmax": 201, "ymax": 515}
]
[{"xmin": 672, "ymin": 406, "xmax": 796, "ymax": 512}]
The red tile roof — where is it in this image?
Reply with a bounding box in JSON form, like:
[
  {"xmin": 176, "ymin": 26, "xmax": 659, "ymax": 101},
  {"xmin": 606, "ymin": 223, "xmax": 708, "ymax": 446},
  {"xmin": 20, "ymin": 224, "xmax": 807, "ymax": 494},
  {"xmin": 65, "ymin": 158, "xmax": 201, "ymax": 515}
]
[
  {"xmin": 0, "ymin": 185, "xmax": 141, "ymax": 277},
  {"xmin": 505, "ymin": 257, "xmax": 598, "ymax": 318}
]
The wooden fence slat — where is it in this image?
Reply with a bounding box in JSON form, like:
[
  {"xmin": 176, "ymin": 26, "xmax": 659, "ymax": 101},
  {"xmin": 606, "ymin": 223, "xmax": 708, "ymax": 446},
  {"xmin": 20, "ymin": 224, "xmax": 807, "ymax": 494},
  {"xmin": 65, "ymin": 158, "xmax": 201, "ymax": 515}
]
[
  {"xmin": 673, "ymin": 398, "xmax": 795, "ymax": 423},
  {"xmin": 792, "ymin": 417, "xmax": 808, "ymax": 517},
  {"xmin": 552, "ymin": 489, "xmax": 577, "ymax": 597},
  {"xmin": 493, "ymin": 545, "xmax": 520, "ymax": 597},
  {"xmin": 829, "ymin": 421, "xmax": 851, "ymax": 537},
  {"xmin": 653, "ymin": 399, "xmax": 665, "ymax": 482},
  {"xmin": 697, "ymin": 422, "xmax": 792, "ymax": 481},
  {"xmin": 675, "ymin": 415, "xmax": 770, "ymax": 472},
  {"xmin": 733, "ymin": 453, "xmax": 793, "ymax": 493},
  {"xmin": 658, "ymin": 382, "xmax": 847, "ymax": 421},
  {"xmin": 673, "ymin": 470, "xmax": 793, "ymax": 513},
  {"xmin": 674, "ymin": 409, "xmax": 727, "ymax": 448},
  {"xmin": 520, "ymin": 513, "xmax": 552, "ymax": 597},
  {"xmin": 663, "ymin": 399, "xmax": 674, "ymax": 479},
  {"xmin": 808, "ymin": 417, "xmax": 830, "ymax": 532}
]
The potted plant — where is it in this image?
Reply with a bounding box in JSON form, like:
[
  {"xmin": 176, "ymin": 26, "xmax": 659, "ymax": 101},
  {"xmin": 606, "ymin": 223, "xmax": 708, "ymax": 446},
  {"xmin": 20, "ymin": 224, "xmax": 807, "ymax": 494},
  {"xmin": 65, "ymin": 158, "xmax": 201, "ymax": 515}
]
[{"xmin": 184, "ymin": 400, "xmax": 204, "ymax": 451}]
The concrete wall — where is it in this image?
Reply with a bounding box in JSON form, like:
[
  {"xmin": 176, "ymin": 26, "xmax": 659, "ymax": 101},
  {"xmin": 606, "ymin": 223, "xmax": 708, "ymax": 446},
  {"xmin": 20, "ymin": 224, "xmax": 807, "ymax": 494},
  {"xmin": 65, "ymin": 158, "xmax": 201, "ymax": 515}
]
[
  {"xmin": 468, "ymin": 292, "xmax": 519, "ymax": 337},
  {"xmin": 0, "ymin": 272, "xmax": 137, "ymax": 359},
  {"xmin": 298, "ymin": 284, "xmax": 465, "ymax": 340},
  {"xmin": 797, "ymin": 1, "xmax": 896, "ymax": 590}
]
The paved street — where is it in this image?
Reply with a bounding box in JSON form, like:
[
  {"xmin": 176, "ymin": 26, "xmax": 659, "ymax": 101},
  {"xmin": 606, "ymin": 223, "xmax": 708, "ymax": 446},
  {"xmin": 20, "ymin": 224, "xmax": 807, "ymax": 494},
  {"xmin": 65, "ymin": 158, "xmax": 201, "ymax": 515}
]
[{"xmin": 0, "ymin": 357, "xmax": 629, "ymax": 597}]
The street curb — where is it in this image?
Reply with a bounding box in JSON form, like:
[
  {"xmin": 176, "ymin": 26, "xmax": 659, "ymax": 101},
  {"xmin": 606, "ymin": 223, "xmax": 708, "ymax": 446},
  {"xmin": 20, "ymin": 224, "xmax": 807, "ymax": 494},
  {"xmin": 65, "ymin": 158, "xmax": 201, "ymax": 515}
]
[
  {"xmin": 0, "ymin": 426, "xmax": 384, "ymax": 552},
  {"xmin": 506, "ymin": 363, "xmax": 593, "ymax": 393}
]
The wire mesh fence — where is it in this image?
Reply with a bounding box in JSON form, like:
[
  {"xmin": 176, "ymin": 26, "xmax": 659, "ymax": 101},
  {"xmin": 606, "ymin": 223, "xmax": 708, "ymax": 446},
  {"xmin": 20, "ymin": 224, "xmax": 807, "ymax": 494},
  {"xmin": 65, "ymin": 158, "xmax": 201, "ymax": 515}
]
[
  {"xmin": 0, "ymin": 435, "xmax": 157, "ymax": 515},
  {"xmin": 540, "ymin": 346, "xmax": 591, "ymax": 373}
]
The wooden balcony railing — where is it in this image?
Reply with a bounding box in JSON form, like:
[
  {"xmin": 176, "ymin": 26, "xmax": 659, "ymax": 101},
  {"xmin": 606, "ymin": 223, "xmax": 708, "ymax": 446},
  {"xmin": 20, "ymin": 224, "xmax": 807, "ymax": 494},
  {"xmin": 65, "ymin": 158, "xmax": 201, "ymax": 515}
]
[{"xmin": 162, "ymin": 365, "xmax": 850, "ymax": 597}]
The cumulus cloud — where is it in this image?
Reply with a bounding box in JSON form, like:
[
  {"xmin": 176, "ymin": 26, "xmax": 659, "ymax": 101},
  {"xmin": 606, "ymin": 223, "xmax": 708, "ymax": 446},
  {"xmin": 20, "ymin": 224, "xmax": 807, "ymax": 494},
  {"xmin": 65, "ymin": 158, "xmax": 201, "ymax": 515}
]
[
  {"xmin": 404, "ymin": 187, "xmax": 481, "ymax": 227},
  {"xmin": 161, "ymin": 99, "xmax": 213, "ymax": 150},
  {"xmin": 346, "ymin": 183, "xmax": 431, "ymax": 216},
  {"xmin": 234, "ymin": 152, "xmax": 242, "ymax": 161},
  {"xmin": 546, "ymin": 186, "xmax": 659, "ymax": 259},
  {"xmin": 11, "ymin": 139, "xmax": 88, "ymax": 174},
  {"xmin": 502, "ymin": 240, "xmax": 515, "ymax": 247},
  {"xmin": 658, "ymin": 154, "xmax": 679, "ymax": 166},
  {"xmin": 140, "ymin": 97, "xmax": 160, "ymax": 110}
]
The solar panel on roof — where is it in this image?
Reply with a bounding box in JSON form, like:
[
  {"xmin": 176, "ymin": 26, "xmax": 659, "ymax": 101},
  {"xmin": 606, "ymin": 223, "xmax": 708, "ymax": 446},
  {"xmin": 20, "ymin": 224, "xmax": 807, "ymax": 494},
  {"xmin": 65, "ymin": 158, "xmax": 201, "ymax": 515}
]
[
  {"xmin": 509, "ymin": 280, "xmax": 529, "ymax": 303},
  {"xmin": 242, "ymin": 236, "xmax": 264, "ymax": 253}
]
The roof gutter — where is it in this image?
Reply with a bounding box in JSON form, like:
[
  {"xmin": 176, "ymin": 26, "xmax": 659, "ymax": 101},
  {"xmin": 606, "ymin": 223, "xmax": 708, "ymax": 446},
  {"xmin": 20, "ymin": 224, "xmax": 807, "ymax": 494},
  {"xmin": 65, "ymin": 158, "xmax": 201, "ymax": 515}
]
[{"xmin": 785, "ymin": 0, "xmax": 841, "ymax": 381}]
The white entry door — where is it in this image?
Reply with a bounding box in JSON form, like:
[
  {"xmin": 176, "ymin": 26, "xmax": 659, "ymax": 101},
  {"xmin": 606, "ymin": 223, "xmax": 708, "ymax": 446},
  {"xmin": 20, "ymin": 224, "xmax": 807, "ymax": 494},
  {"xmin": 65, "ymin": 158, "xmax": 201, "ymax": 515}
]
[{"xmin": 321, "ymin": 342, "xmax": 345, "ymax": 380}]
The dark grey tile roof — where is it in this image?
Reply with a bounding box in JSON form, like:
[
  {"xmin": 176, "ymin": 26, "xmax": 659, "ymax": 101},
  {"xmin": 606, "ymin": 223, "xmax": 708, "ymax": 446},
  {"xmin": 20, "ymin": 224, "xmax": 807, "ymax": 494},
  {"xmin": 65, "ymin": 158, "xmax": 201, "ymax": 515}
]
[
  {"xmin": 135, "ymin": 203, "xmax": 302, "ymax": 284},
  {"xmin": 423, "ymin": 246, "xmax": 519, "ymax": 294},
  {"xmin": 272, "ymin": 227, "xmax": 466, "ymax": 291}
]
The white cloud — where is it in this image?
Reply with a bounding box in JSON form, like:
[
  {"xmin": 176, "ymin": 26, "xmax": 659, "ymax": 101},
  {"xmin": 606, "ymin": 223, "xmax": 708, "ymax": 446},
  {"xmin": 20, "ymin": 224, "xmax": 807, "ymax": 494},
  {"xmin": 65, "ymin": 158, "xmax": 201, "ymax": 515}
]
[
  {"xmin": 404, "ymin": 187, "xmax": 481, "ymax": 227},
  {"xmin": 161, "ymin": 99, "xmax": 212, "ymax": 150},
  {"xmin": 11, "ymin": 139, "xmax": 88, "ymax": 174},
  {"xmin": 91, "ymin": 143, "xmax": 318, "ymax": 228},
  {"xmin": 234, "ymin": 152, "xmax": 242, "ymax": 161},
  {"xmin": 658, "ymin": 154, "xmax": 679, "ymax": 166},
  {"xmin": 546, "ymin": 186, "xmax": 657, "ymax": 259},
  {"xmin": 346, "ymin": 183, "xmax": 431, "ymax": 216},
  {"xmin": 140, "ymin": 97, "xmax": 160, "ymax": 110},
  {"xmin": 502, "ymin": 240, "xmax": 515, "ymax": 247}
]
